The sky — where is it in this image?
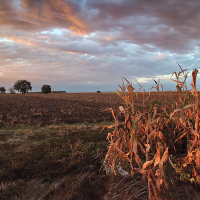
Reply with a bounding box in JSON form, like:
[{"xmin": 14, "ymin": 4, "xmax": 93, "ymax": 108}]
[{"xmin": 0, "ymin": 0, "xmax": 200, "ymax": 92}]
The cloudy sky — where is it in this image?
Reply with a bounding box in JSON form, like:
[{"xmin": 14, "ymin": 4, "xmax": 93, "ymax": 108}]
[{"xmin": 0, "ymin": 0, "xmax": 200, "ymax": 92}]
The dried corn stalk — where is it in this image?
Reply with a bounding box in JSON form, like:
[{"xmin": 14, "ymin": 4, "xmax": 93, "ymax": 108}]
[{"xmin": 103, "ymin": 67, "xmax": 200, "ymax": 199}]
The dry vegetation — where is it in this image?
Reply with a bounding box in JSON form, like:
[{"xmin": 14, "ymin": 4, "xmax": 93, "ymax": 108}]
[
  {"xmin": 0, "ymin": 67, "xmax": 200, "ymax": 199},
  {"xmin": 103, "ymin": 67, "xmax": 200, "ymax": 199},
  {"xmin": 0, "ymin": 123, "xmax": 112, "ymax": 199}
]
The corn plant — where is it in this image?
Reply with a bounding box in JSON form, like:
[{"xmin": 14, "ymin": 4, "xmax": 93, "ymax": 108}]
[{"xmin": 102, "ymin": 66, "xmax": 200, "ymax": 199}]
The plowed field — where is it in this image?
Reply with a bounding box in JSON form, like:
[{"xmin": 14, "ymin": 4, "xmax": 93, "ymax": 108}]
[
  {"xmin": 0, "ymin": 92, "xmax": 192, "ymax": 126},
  {"xmin": 0, "ymin": 93, "xmax": 124, "ymax": 126}
]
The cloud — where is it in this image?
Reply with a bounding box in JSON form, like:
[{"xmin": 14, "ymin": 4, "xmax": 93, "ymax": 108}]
[
  {"xmin": 0, "ymin": 0, "xmax": 90, "ymax": 34},
  {"xmin": 0, "ymin": 0, "xmax": 200, "ymax": 92}
]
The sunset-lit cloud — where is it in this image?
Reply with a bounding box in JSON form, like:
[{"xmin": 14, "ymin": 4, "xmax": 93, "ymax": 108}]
[
  {"xmin": 0, "ymin": 0, "xmax": 200, "ymax": 92},
  {"xmin": 9, "ymin": 38, "xmax": 34, "ymax": 45}
]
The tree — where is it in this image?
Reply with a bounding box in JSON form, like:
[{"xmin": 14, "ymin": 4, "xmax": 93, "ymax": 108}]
[
  {"xmin": 0, "ymin": 87, "xmax": 6, "ymax": 93},
  {"xmin": 9, "ymin": 87, "xmax": 15, "ymax": 94},
  {"xmin": 13, "ymin": 80, "xmax": 32, "ymax": 94},
  {"xmin": 41, "ymin": 84, "xmax": 51, "ymax": 94}
]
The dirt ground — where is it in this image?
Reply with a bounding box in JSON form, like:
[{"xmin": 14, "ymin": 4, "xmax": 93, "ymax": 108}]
[
  {"xmin": 0, "ymin": 93, "xmax": 124, "ymax": 126},
  {"xmin": 0, "ymin": 92, "xmax": 182, "ymax": 127}
]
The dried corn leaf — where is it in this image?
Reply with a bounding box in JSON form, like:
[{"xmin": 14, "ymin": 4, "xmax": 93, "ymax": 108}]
[
  {"xmin": 119, "ymin": 106, "xmax": 125, "ymax": 113},
  {"xmin": 155, "ymin": 169, "xmax": 160, "ymax": 177},
  {"xmin": 158, "ymin": 131, "xmax": 164, "ymax": 140},
  {"xmin": 161, "ymin": 147, "xmax": 169, "ymax": 163},
  {"xmin": 153, "ymin": 142, "xmax": 162, "ymax": 167},
  {"xmin": 174, "ymin": 132, "xmax": 187, "ymax": 143},
  {"xmin": 190, "ymin": 89, "xmax": 195, "ymax": 96},
  {"xmin": 183, "ymin": 103, "xmax": 198, "ymax": 109},
  {"xmin": 168, "ymin": 157, "xmax": 175, "ymax": 169},
  {"xmin": 153, "ymin": 78, "xmax": 157, "ymax": 85},
  {"xmin": 138, "ymin": 142, "xmax": 145, "ymax": 154},
  {"xmin": 196, "ymin": 150, "xmax": 200, "ymax": 167},
  {"xmin": 159, "ymin": 161, "xmax": 164, "ymax": 177},
  {"xmin": 184, "ymin": 151, "xmax": 194, "ymax": 164},
  {"xmin": 111, "ymin": 109, "xmax": 116, "ymax": 121},
  {"xmin": 154, "ymin": 153, "xmax": 161, "ymax": 168},
  {"xmin": 133, "ymin": 138, "xmax": 138, "ymax": 154},
  {"xmin": 106, "ymin": 132, "xmax": 113, "ymax": 142},
  {"xmin": 170, "ymin": 79, "xmax": 183, "ymax": 84},
  {"xmin": 155, "ymin": 169, "xmax": 163, "ymax": 191},
  {"xmin": 180, "ymin": 112, "xmax": 186, "ymax": 127},
  {"xmin": 143, "ymin": 160, "xmax": 154, "ymax": 170},
  {"xmin": 149, "ymin": 117, "xmax": 160, "ymax": 125},
  {"xmin": 145, "ymin": 144, "xmax": 151, "ymax": 153},
  {"xmin": 103, "ymin": 125, "xmax": 115, "ymax": 129},
  {"xmin": 144, "ymin": 95, "xmax": 150, "ymax": 101},
  {"xmin": 148, "ymin": 129, "xmax": 157, "ymax": 138},
  {"xmin": 192, "ymin": 68, "xmax": 198, "ymax": 89},
  {"xmin": 115, "ymin": 137, "xmax": 121, "ymax": 147},
  {"xmin": 116, "ymin": 145, "xmax": 130, "ymax": 161},
  {"xmin": 123, "ymin": 77, "xmax": 131, "ymax": 85},
  {"xmin": 192, "ymin": 166, "xmax": 198, "ymax": 177},
  {"xmin": 135, "ymin": 153, "xmax": 142, "ymax": 167},
  {"xmin": 134, "ymin": 168, "xmax": 146, "ymax": 175},
  {"xmin": 170, "ymin": 103, "xmax": 198, "ymax": 118}
]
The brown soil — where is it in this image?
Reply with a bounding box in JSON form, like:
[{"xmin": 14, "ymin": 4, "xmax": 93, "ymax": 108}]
[
  {"xmin": 0, "ymin": 92, "xmax": 183, "ymax": 127},
  {"xmin": 0, "ymin": 93, "xmax": 124, "ymax": 126}
]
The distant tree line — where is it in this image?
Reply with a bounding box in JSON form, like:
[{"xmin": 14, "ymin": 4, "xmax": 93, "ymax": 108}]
[
  {"xmin": 51, "ymin": 91, "xmax": 66, "ymax": 93},
  {"xmin": 0, "ymin": 80, "xmax": 56, "ymax": 94}
]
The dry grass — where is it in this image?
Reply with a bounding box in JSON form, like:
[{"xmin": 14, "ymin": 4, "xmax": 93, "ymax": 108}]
[{"xmin": 0, "ymin": 123, "xmax": 112, "ymax": 200}]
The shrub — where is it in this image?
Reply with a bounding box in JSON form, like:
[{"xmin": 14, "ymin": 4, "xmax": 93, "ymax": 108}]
[
  {"xmin": 0, "ymin": 87, "xmax": 6, "ymax": 93},
  {"xmin": 14, "ymin": 80, "xmax": 32, "ymax": 94},
  {"xmin": 97, "ymin": 88, "xmax": 101, "ymax": 93},
  {"xmin": 41, "ymin": 85, "xmax": 51, "ymax": 94},
  {"xmin": 9, "ymin": 87, "xmax": 15, "ymax": 94}
]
